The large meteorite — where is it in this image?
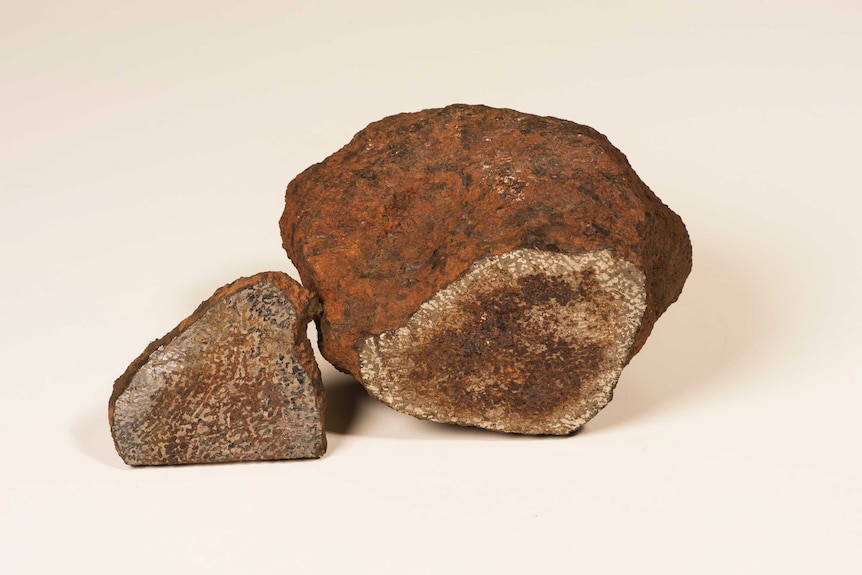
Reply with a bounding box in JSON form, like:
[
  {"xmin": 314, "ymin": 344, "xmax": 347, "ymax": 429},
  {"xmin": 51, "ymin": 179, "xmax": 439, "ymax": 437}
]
[{"xmin": 281, "ymin": 104, "xmax": 691, "ymax": 435}]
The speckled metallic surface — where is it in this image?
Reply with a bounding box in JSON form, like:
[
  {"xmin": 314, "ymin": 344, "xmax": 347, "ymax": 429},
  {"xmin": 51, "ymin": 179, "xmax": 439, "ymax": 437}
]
[
  {"xmin": 360, "ymin": 249, "xmax": 647, "ymax": 434},
  {"xmin": 280, "ymin": 104, "xmax": 692, "ymax": 433},
  {"xmin": 109, "ymin": 273, "xmax": 325, "ymax": 465}
]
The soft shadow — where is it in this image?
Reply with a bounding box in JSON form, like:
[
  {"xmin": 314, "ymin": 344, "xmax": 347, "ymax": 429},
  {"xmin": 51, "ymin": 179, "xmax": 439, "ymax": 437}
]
[
  {"xmin": 323, "ymin": 372, "xmax": 368, "ymax": 434},
  {"xmin": 585, "ymin": 241, "xmax": 776, "ymax": 432},
  {"xmin": 320, "ymin": 241, "xmax": 773, "ymax": 439},
  {"xmin": 321, "ymin": 370, "xmax": 539, "ymax": 441},
  {"xmin": 72, "ymin": 405, "xmax": 127, "ymax": 469}
]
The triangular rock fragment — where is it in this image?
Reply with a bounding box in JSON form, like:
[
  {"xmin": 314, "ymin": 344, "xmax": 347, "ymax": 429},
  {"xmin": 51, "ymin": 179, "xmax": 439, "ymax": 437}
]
[{"xmin": 109, "ymin": 272, "xmax": 325, "ymax": 465}]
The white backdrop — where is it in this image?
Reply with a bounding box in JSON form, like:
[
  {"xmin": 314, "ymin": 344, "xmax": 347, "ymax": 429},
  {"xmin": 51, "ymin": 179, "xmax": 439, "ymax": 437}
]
[{"xmin": 2, "ymin": 1, "xmax": 860, "ymax": 573}]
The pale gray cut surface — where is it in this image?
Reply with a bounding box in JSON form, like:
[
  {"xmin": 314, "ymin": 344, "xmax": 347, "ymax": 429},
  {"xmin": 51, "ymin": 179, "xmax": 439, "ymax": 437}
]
[
  {"xmin": 111, "ymin": 278, "xmax": 325, "ymax": 465},
  {"xmin": 359, "ymin": 249, "xmax": 647, "ymax": 435}
]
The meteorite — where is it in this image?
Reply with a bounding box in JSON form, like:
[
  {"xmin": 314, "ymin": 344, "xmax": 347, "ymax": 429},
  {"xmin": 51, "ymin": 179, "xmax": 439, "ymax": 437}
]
[
  {"xmin": 280, "ymin": 104, "xmax": 691, "ymax": 435},
  {"xmin": 109, "ymin": 272, "xmax": 325, "ymax": 464}
]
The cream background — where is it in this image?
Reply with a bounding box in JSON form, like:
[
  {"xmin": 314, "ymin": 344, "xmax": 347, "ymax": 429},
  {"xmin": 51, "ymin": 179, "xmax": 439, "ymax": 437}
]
[{"xmin": 2, "ymin": 1, "xmax": 860, "ymax": 573}]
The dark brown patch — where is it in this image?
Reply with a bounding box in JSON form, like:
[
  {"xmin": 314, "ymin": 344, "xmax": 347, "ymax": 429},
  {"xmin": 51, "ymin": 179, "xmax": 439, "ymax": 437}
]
[{"xmin": 397, "ymin": 271, "xmax": 614, "ymax": 426}]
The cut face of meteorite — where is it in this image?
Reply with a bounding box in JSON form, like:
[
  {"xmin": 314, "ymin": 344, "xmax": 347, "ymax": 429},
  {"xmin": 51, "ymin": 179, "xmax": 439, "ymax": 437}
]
[
  {"xmin": 109, "ymin": 272, "xmax": 325, "ymax": 465},
  {"xmin": 360, "ymin": 249, "xmax": 647, "ymax": 434},
  {"xmin": 280, "ymin": 104, "xmax": 692, "ymax": 434}
]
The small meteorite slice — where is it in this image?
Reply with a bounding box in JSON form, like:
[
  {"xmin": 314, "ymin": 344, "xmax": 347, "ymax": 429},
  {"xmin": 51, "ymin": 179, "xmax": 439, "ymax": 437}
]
[{"xmin": 109, "ymin": 272, "xmax": 325, "ymax": 465}]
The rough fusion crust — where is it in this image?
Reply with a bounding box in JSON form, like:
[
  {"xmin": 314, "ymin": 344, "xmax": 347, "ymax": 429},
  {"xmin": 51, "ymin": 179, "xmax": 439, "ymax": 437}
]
[
  {"xmin": 280, "ymin": 104, "xmax": 692, "ymax": 434},
  {"xmin": 109, "ymin": 272, "xmax": 325, "ymax": 465}
]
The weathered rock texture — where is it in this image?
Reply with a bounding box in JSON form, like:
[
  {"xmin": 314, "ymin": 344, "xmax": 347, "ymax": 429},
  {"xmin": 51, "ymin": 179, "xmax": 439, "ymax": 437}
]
[
  {"xmin": 280, "ymin": 104, "xmax": 692, "ymax": 434},
  {"xmin": 109, "ymin": 272, "xmax": 325, "ymax": 465}
]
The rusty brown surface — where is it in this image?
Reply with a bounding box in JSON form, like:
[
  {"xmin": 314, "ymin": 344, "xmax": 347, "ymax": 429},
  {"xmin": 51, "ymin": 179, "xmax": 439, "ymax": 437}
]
[
  {"xmin": 280, "ymin": 104, "xmax": 692, "ymax": 433},
  {"xmin": 109, "ymin": 272, "xmax": 325, "ymax": 465}
]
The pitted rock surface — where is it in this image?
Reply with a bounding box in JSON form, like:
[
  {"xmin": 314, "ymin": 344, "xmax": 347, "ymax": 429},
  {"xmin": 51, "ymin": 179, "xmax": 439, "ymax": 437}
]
[
  {"xmin": 280, "ymin": 104, "xmax": 692, "ymax": 434},
  {"xmin": 109, "ymin": 272, "xmax": 325, "ymax": 465}
]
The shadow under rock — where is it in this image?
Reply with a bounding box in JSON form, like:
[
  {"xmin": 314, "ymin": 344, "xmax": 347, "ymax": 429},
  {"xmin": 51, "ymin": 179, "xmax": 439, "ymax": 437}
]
[
  {"xmin": 322, "ymin": 371, "xmax": 551, "ymax": 442},
  {"xmin": 323, "ymin": 372, "xmax": 369, "ymax": 434},
  {"xmin": 321, "ymin": 242, "xmax": 768, "ymax": 439},
  {"xmin": 586, "ymin": 241, "xmax": 779, "ymax": 432}
]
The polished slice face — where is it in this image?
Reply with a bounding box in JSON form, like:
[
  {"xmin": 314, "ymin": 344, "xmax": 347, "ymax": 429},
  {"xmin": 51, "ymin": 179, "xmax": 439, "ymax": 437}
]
[
  {"xmin": 359, "ymin": 249, "xmax": 646, "ymax": 435},
  {"xmin": 110, "ymin": 274, "xmax": 325, "ymax": 465}
]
